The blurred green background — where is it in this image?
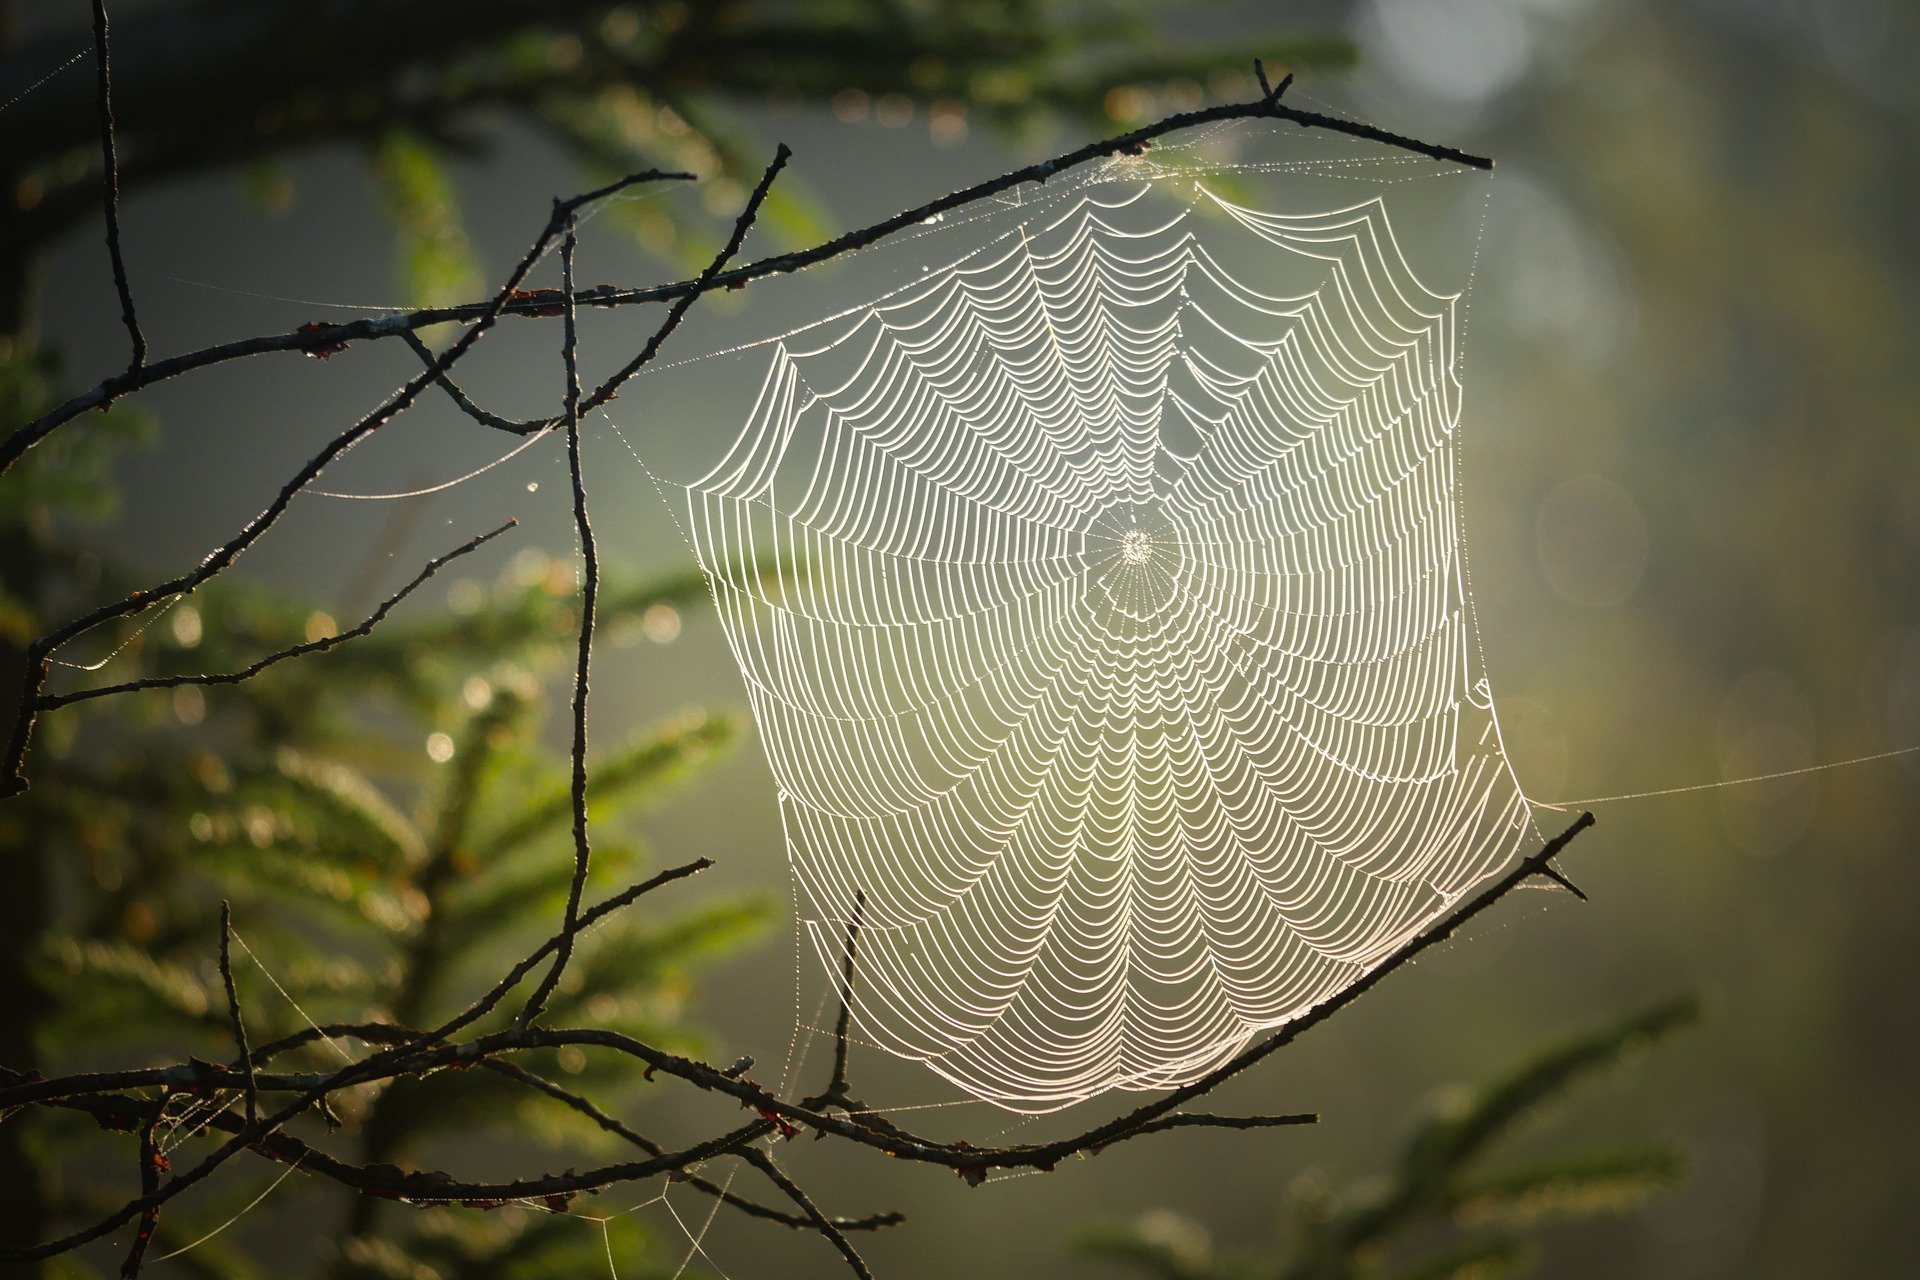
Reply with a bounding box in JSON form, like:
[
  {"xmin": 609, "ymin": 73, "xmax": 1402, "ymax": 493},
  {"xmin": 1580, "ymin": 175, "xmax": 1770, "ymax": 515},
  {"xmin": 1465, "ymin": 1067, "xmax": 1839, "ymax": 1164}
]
[{"xmin": 4, "ymin": 0, "xmax": 1917, "ymax": 1277}]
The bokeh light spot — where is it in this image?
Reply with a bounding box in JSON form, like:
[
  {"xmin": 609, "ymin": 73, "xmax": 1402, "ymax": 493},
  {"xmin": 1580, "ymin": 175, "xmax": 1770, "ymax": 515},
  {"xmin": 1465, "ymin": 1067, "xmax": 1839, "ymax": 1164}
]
[{"xmin": 1536, "ymin": 473, "xmax": 1650, "ymax": 607}]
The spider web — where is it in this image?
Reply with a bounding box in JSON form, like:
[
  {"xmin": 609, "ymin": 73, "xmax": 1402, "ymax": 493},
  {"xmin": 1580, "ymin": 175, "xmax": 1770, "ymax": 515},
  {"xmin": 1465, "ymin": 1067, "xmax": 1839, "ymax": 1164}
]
[{"xmin": 660, "ymin": 132, "xmax": 1536, "ymax": 1111}]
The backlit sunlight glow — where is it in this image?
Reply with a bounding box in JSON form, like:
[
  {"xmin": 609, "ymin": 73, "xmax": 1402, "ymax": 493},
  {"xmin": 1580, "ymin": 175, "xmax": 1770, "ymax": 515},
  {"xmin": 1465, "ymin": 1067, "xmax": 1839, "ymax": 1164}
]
[{"xmin": 678, "ymin": 140, "xmax": 1538, "ymax": 1109}]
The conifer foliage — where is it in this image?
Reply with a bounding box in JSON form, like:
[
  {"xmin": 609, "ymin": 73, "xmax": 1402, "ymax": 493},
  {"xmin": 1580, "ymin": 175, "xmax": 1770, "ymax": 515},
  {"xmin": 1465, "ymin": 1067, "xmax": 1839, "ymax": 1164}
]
[
  {"xmin": 0, "ymin": 6, "xmax": 1690, "ymax": 1278},
  {"xmin": 1077, "ymin": 999, "xmax": 1697, "ymax": 1280},
  {"xmin": 3, "ymin": 394, "xmax": 775, "ymax": 1273}
]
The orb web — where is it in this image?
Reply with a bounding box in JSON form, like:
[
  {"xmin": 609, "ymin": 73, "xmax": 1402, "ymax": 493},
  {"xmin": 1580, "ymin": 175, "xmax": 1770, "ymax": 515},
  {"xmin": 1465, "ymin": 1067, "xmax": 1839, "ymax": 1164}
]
[{"xmin": 677, "ymin": 144, "xmax": 1536, "ymax": 1110}]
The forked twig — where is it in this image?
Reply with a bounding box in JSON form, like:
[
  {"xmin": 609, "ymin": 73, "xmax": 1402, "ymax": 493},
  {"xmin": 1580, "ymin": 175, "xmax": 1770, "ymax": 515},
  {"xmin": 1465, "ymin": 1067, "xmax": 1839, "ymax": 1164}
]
[
  {"xmin": 117, "ymin": 1098, "xmax": 165, "ymax": 1278},
  {"xmin": 820, "ymin": 890, "xmax": 866, "ymax": 1107},
  {"xmin": 217, "ymin": 902, "xmax": 256, "ymax": 1126},
  {"xmin": 1253, "ymin": 57, "xmax": 1296, "ymax": 104}
]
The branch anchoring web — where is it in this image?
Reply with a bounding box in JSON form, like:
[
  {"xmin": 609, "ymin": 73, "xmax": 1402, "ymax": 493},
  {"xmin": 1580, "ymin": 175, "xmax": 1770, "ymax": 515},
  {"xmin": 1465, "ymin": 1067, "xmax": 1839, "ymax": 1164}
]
[{"xmin": 677, "ymin": 138, "xmax": 1533, "ymax": 1111}]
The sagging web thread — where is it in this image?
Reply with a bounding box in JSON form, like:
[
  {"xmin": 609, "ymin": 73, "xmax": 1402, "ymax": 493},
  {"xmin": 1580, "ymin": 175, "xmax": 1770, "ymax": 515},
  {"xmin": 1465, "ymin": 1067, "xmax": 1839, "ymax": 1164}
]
[{"xmin": 678, "ymin": 162, "xmax": 1537, "ymax": 1110}]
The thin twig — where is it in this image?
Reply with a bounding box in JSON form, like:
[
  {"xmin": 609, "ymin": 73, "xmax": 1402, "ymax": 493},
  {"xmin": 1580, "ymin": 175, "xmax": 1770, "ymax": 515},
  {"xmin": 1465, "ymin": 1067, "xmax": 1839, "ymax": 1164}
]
[
  {"xmin": 520, "ymin": 146, "xmax": 788, "ymax": 1023},
  {"xmin": 804, "ymin": 889, "xmax": 866, "ymax": 1113},
  {"xmin": 431, "ymin": 856, "xmax": 714, "ymax": 1048},
  {"xmin": 117, "ymin": 1097, "xmax": 165, "ymax": 1278},
  {"xmin": 826, "ymin": 891, "xmax": 864, "ymax": 1102},
  {"xmin": 34, "ymin": 521, "xmax": 515, "ymax": 711},
  {"xmin": 576, "ymin": 143, "xmax": 791, "ymax": 418},
  {"xmin": 1535, "ymin": 860, "xmax": 1588, "ymax": 901},
  {"xmin": 481, "ymin": 1058, "xmax": 900, "ymax": 1234},
  {"xmin": 1119, "ymin": 1111, "xmax": 1318, "ymax": 1138},
  {"xmin": 1253, "ymin": 57, "xmax": 1296, "ymax": 104},
  {"xmin": 400, "ymin": 331, "xmax": 544, "ymax": 435},
  {"xmin": 218, "ymin": 902, "xmax": 256, "ymax": 1126},
  {"xmin": 90, "ymin": 0, "xmax": 144, "ymax": 373},
  {"xmin": 517, "ymin": 214, "xmax": 595, "ymax": 1028}
]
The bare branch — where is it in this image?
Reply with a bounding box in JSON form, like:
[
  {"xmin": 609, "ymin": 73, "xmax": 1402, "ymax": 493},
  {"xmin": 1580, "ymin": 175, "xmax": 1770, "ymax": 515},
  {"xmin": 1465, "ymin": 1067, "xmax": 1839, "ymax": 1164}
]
[
  {"xmin": 0, "ymin": 80, "xmax": 1485, "ymax": 477},
  {"xmin": 0, "ymin": 816, "xmax": 1590, "ymax": 1261},
  {"xmin": 0, "ymin": 1022, "xmax": 888, "ymax": 1240},
  {"xmin": 0, "ymin": 167, "xmax": 688, "ymax": 476},
  {"xmin": 577, "ymin": 143, "xmax": 791, "ymax": 417},
  {"xmin": 517, "ymin": 214, "xmax": 596, "ymax": 1028},
  {"xmin": 90, "ymin": 0, "xmax": 144, "ymax": 373},
  {"xmin": 2, "ymin": 165, "xmax": 688, "ymax": 795},
  {"xmin": 1116, "ymin": 1112, "xmax": 1318, "ymax": 1139},
  {"xmin": 117, "ymin": 1098, "xmax": 164, "ymax": 1278},
  {"xmin": 46, "ymin": 1088, "xmax": 776, "ymax": 1215},
  {"xmin": 520, "ymin": 145, "xmax": 787, "ymax": 1025},
  {"xmin": 401, "ymin": 331, "xmax": 544, "ymax": 435},
  {"xmin": 218, "ymin": 902, "xmax": 256, "ymax": 1127},
  {"xmin": 478, "ymin": 1058, "xmax": 901, "ymax": 1234}
]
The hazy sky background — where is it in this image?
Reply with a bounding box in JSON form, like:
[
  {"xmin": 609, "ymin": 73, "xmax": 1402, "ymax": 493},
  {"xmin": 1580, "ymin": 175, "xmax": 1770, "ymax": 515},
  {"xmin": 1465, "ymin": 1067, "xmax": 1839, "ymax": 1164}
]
[{"xmin": 22, "ymin": 0, "xmax": 1920, "ymax": 1275}]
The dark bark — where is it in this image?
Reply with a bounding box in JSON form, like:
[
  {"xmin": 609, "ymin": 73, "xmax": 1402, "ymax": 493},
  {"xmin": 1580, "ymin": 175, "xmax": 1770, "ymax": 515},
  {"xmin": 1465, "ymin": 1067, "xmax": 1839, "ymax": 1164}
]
[
  {"xmin": 0, "ymin": 76, "xmax": 48, "ymax": 1258},
  {"xmin": 0, "ymin": 522, "xmax": 49, "ymax": 1280},
  {"xmin": 0, "ymin": 205, "xmax": 39, "ymax": 349}
]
